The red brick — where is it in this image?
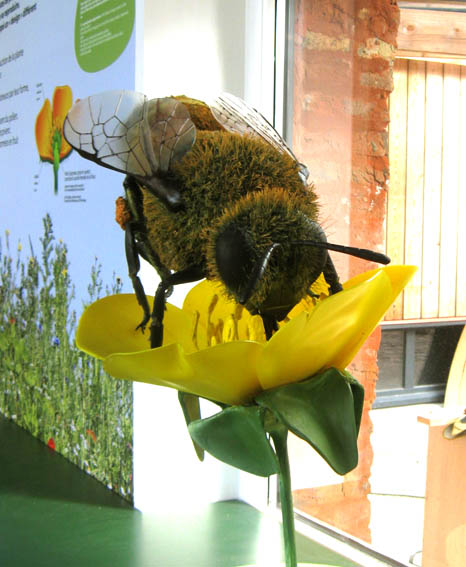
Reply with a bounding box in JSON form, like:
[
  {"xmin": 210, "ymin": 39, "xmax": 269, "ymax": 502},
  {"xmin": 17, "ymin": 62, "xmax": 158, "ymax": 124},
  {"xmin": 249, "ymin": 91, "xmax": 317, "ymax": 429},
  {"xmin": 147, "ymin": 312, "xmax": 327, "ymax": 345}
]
[{"xmin": 292, "ymin": 0, "xmax": 398, "ymax": 543}]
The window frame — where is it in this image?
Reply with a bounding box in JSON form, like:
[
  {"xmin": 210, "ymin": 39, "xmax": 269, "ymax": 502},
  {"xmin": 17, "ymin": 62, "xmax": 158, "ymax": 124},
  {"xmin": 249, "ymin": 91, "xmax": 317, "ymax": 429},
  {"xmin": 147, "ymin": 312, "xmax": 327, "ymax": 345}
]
[{"xmin": 374, "ymin": 320, "xmax": 466, "ymax": 408}]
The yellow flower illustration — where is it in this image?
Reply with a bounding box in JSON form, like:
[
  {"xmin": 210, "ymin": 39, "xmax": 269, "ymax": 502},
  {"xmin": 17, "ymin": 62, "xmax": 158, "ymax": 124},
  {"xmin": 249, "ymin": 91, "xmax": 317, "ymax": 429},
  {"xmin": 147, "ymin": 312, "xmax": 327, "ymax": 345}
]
[
  {"xmin": 35, "ymin": 85, "xmax": 73, "ymax": 194},
  {"xmin": 76, "ymin": 265, "xmax": 416, "ymax": 406}
]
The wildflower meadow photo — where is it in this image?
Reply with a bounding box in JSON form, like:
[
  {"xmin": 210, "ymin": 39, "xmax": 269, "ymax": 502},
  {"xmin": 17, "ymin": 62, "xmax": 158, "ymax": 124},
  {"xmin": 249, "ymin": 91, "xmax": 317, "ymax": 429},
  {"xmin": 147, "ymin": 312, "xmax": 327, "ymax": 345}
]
[{"xmin": 0, "ymin": 215, "xmax": 133, "ymax": 501}]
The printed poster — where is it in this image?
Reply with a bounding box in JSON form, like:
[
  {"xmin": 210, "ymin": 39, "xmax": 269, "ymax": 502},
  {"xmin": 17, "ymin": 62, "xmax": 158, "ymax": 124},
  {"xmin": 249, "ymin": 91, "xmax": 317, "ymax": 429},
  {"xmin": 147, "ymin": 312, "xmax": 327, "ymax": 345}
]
[{"xmin": 0, "ymin": 0, "xmax": 138, "ymax": 501}]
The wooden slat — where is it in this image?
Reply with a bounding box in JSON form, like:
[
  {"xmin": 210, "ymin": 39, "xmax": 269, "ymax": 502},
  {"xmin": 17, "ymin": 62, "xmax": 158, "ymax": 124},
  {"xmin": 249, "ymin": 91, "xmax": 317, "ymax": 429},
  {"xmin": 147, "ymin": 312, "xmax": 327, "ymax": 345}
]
[
  {"xmin": 386, "ymin": 59, "xmax": 408, "ymax": 320},
  {"xmin": 401, "ymin": 2, "xmax": 466, "ymax": 9},
  {"xmin": 382, "ymin": 316, "xmax": 465, "ymax": 328},
  {"xmin": 457, "ymin": 66, "xmax": 466, "ymax": 315},
  {"xmin": 397, "ymin": 52, "xmax": 466, "ymax": 66},
  {"xmin": 439, "ymin": 64, "xmax": 461, "ymax": 317},
  {"xmin": 421, "ymin": 62, "xmax": 443, "ymax": 318},
  {"xmin": 404, "ymin": 60, "xmax": 426, "ymax": 319},
  {"xmin": 398, "ymin": 8, "xmax": 466, "ymax": 57},
  {"xmin": 388, "ymin": 57, "xmax": 466, "ymax": 322}
]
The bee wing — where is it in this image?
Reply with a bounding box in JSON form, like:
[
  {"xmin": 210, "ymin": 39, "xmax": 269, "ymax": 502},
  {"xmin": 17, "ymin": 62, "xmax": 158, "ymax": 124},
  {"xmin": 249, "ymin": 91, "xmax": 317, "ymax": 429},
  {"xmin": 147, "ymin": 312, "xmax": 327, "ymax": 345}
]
[
  {"xmin": 63, "ymin": 90, "xmax": 196, "ymax": 178},
  {"xmin": 210, "ymin": 92, "xmax": 296, "ymax": 155}
]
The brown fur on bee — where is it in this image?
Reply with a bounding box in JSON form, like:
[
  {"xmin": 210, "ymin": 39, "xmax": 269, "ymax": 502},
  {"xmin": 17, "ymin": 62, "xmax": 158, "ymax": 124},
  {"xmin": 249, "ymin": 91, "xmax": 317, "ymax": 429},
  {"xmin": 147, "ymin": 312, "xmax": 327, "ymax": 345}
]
[
  {"xmin": 174, "ymin": 96, "xmax": 225, "ymax": 132},
  {"xmin": 142, "ymin": 130, "xmax": 318, "ymax": 289},
  {"xmin": 115, "ymin": 196, "xmax": 132, "ymax": 230},
  {"xmin": 205, "ymin": 187, "xmax": 320, "ymax": 311}
]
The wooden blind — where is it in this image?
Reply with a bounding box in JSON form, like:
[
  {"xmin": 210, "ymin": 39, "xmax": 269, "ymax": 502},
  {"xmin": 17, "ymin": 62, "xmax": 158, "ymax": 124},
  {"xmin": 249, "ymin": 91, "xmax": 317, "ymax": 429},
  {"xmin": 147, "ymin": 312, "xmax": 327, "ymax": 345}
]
[
  {"xmin": 397, "ymin": 7, "xmax": 466, "ymax": 62},
  {"xmin": 386, "ymin": 58, "xmax": 466, "ymax": 321}
]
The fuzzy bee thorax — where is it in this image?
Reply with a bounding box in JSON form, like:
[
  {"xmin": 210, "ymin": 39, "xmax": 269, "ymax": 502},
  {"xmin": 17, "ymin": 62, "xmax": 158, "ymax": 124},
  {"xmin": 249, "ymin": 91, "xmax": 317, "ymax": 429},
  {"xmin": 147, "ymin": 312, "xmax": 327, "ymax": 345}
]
[{"xmin": 141, "ymin": 131, "xmax": 316, "ymax": 273}]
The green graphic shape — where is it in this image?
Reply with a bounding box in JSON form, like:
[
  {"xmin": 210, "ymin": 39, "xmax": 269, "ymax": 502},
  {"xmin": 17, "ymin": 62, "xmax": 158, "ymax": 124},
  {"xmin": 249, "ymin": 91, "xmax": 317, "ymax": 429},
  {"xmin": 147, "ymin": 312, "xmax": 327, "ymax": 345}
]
[{"xmin": 75, "ymin": 0, "xmax": 135, "ymax": 72}]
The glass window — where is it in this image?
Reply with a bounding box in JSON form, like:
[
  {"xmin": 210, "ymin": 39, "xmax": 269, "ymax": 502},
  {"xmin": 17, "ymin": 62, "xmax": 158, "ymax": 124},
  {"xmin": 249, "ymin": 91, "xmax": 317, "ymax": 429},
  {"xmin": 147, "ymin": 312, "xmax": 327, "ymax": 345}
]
[
  {"xmin": 378, "ymin": 330, "xmax": 404, "ymax": 390},
  {"xmin": 376, "ymin": 323, "xmax": 465, "ymax": 406},
  {"xmin": 414, "ymin": 326, "xmax": 464, "ymax": 386}
]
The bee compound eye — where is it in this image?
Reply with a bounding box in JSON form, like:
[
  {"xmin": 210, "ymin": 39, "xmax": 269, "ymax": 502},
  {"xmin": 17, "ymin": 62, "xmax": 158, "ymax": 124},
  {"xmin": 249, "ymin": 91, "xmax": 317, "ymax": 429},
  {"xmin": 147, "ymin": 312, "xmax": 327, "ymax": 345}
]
[{"xmin": 215, "ymin": 225, "xmax": 253, "ymax": 296}]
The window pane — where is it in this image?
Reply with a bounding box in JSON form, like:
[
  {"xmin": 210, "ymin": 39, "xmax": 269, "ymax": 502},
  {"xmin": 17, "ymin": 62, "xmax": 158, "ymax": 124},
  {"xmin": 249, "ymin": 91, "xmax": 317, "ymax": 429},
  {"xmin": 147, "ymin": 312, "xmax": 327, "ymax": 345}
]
[
  {"xmin": 377, "ymin": 330, "xmax": 404, "ymax": 390},
  {"xmin": 414, "ymin": 325, "xmax": 464, "ymax": 386}
]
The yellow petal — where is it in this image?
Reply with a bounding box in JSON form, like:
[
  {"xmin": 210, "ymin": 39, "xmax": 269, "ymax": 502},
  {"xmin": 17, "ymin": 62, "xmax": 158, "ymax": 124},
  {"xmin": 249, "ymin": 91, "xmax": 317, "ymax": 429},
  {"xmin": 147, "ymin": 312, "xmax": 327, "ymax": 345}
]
[
  {"xmin": 333, "ymin": 265, "xmax": 416, "ymax": 368},
  {"xmin": 335, "ymin": 265, "xmax": 417, "ymax": 368},
  {"xmin": 344, "ymin": 264, "xmax": 417, "ymax": 297},
  {"xmin": 52, "ymin": 85, "xmax": 73, "ymax": 159},
  {"xmin": 163, "ymin": 302, "xmax": 200, "ymax": 354},
  {"xmin": 257, "ymin": 266, "xmax": 416, "ymax": 390},
  {"xmin": 76, "ymin": 294, "xmax": 196, "ymax": 359},
  {"xmin": 104, "ymin": 340, "xmax": 264, "ymax": 405},
  {"xmin": 35, "ymin": 98, "xmax": 53, "ymax": 161},
  {"xmin": 183, "ymin": 279, "xmax": 266, "ymax": 346},
  {"xmin": 285, "ymin": 291, "xmax": 318, "ymax": 320},
  {"xmin": 52, "ymin": 85, "xmax": 73, "ymax": 125}
]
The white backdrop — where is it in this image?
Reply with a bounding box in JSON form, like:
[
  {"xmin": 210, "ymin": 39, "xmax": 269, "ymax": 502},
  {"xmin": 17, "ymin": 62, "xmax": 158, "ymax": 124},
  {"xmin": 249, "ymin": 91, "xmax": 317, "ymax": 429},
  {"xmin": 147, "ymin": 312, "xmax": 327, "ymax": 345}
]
[{"xmin": 133, "ymin": 0, "xmax": 279, "ymax": 513}]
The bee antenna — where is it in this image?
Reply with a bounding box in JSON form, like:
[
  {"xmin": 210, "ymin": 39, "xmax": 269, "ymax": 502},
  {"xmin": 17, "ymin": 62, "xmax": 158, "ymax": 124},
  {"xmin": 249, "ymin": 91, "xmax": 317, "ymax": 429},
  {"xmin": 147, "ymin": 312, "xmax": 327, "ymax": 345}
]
[
  {"xmin": 239, "ymin": 243, "xmax": 281, "ymax": 305},
  {"xmin": 293, "ymin": 240, "xmax": 390, "ymax": 264},
  {"xmin": 239, "ymin": 240, "xmax": 390, "ymax": 306}
]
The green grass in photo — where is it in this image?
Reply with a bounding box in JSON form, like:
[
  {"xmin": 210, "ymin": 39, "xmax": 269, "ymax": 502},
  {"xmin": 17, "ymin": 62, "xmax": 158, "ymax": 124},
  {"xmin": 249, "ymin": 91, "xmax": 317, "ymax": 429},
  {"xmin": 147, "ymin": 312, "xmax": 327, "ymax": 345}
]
[{"xmin": 0, "ymin": 214, "xmax": 133, "ymax": 501}]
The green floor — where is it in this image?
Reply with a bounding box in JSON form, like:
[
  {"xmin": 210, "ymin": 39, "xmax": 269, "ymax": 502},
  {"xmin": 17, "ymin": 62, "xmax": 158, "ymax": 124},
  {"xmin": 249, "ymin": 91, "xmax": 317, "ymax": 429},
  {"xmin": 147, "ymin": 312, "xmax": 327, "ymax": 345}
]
[{"xmin": 0, "ymin": 415, "xmax": 359, "ymax": 567}]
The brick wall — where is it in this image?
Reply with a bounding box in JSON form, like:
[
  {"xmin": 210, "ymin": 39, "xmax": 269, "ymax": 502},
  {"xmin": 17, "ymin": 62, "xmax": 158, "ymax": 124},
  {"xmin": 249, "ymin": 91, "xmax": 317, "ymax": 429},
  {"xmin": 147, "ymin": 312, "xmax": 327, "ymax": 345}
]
[{"xmin": 292, "ymin": 0, "xmax": 400, "ymax": 542}]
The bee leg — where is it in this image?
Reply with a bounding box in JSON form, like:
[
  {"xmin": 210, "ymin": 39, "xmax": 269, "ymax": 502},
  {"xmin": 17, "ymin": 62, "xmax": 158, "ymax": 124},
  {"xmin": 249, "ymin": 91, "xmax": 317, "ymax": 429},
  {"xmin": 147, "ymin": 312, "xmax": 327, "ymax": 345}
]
[
  {"xmin": 151, "ymin": 265, "xmax": 205, "ymax": 348},
  {"xmin": 123, "ymin": 175, "xmax": 174, "ymax": 296},
  {"xmin": 125, "ymin": 222, "xmax": 151, "ymax": 331},
  {"xmin": 323, "ymin": 255, "xmax": 343, "ymax": 295},
  {"xmin": 261, "ymin": 314, "xmax": 279, "ymax": 341}
]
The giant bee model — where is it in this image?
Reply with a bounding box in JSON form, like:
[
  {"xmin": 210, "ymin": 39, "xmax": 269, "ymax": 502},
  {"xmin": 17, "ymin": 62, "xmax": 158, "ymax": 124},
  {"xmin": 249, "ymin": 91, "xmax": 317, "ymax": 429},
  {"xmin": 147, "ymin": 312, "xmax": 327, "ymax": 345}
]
[{"xmin": 64, "ymin": 91, "xmax": 389, "ymax": 347}]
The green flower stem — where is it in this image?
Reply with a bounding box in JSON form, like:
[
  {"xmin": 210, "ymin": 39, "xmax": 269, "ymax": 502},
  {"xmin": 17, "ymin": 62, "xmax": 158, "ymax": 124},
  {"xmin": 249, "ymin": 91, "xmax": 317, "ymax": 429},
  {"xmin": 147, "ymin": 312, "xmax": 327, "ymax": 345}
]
[
  {"xmin": 53, "ymin": 159, "xmax": 59, "ymax": 195},
  {"xmin": 270, "ymin": 425, "xmax": 297, "ymax": 567},
  {"xmin": 52, "ymin": 130, "xmax": 61, "ymax": 195}
]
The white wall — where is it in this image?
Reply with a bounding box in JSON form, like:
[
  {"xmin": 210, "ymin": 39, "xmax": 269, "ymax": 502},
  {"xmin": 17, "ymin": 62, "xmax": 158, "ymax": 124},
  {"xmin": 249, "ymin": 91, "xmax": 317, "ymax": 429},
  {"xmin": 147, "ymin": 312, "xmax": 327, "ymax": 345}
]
[
  {"xmin": 133, "ymin": 0, "xmax": 277, "ymax": 513},
  {"xmin": 142, "ymin": 0, "xmax": 245, "ymax": 100}
]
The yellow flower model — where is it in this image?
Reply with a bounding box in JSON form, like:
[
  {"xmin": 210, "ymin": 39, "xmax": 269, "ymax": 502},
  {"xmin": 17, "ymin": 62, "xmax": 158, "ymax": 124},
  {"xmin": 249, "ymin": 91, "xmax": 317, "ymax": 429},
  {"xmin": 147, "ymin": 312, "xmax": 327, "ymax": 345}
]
[
  {"xmin": 77, "ymin": 265, "xmax": 414, "ymax": 405},
  {"xmin": 77, "ymin": 264, "xmax": 415, "ymax": 567},
  {"xmin": 35, "ymin": 86, "xmax": 73, "ymax": 194}
]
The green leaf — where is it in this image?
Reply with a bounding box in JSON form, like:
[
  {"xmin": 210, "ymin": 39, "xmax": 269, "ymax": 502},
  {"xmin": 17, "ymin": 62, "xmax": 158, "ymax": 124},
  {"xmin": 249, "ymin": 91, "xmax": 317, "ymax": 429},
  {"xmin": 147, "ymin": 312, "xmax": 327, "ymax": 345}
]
[
  {"xmin": 343, "ymin": 370, "xmax": 364, "ymax": 435},
  {"xmin": 188, "ymin": 405, "xmax": 279, "ymax": 477},
  {"xmin": 178, "ymin": 391, "xmax": 204, "ymax": 461},
  {"xmin": 256, "ymin": 368, "xmax": 363, "ymax": 475}
]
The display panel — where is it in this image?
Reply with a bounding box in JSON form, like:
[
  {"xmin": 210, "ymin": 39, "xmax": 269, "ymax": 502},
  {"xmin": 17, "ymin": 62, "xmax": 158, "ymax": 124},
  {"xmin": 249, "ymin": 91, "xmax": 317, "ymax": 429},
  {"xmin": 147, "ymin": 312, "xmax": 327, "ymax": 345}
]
[{"xmin": 0, "ymin": 0, "xmax": 137, "ymax": 501}]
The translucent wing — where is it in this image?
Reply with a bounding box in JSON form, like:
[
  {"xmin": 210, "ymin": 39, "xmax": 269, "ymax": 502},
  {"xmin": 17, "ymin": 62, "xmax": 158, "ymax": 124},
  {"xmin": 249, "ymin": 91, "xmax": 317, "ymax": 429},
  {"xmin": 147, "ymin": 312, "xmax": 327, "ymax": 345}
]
[
  {"xmin": 63, "ymin": 90, "xmax": 196, "ymax": 178},
  {"xmin": 210, "ymin": 92, "xmax": 305, "ymax": 168}
]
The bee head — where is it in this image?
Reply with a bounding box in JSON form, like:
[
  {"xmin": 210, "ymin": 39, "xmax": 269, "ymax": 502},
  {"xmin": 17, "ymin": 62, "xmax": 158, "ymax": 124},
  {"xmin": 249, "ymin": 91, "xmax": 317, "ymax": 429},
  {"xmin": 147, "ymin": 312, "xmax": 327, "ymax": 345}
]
[
  {"xmin": 209, "ymin": 190, "xmax": 328, "ymax": 320},
  {"xmin": 209, "ymin": 189, "xmax": 390, "ymax": 321}
]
